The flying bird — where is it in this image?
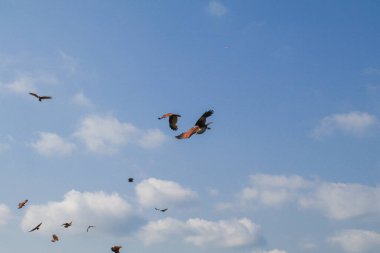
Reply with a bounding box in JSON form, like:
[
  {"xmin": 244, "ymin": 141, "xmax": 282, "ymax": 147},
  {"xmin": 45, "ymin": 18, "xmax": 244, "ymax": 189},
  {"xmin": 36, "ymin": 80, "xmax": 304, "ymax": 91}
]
[
  {"xmin": 155, "ymin": 208, "xmax": 168, "ymax": 212},
  {"xmin": 18, "ymin": 199, "xmax": 28, "ymax": 209},
  {"xmin": 29, "ymin": 92, "xmax": 52, "ymax": 101},
  {"xmin": 111, "ymin": 245, "xmax": 122, "ymax": 253},
  {"xmin": 87, "ymin": 225, "xmax": 95, "ymax": 232},
  {"xmin": 128, "ymin": 177, "xmax": 134, "ymax": 183},
  {"xmin": 176, "ymin": 110, "xmax": 214, "ymax": 139},
  {"xmin": 62, "ymin": 221, "xmax": 72, "ymax": 228},
  {"xmin": 158, "ymin": 113, "xmax": 181, "ymax": 131},
  {"xmin": 29, "ymin": 222, "xmax": 42, "ymax": 232},
  {"xmin": 51, "ymin": 234, "xmax": 59, "ymax": 242}
]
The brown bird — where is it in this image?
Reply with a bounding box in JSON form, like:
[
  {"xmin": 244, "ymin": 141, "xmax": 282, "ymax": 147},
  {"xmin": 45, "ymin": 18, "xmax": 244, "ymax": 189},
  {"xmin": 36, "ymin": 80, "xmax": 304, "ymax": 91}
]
[
  {"xmin": 29, "ymin": 92, "xmax": 52, "ymax": 101},
  {"xmin": 18, "ymin": 199, "xmax": 28, "ymax": 209},
  {"xmin": 111, "ymin": 245, "xmax": 122, "ymax": 253},
  {"xmin": 51, "ymin": 234, "xmax": 59, "ymax": 242},
  {"xmin": 62, "ymin": 221, "xmax": 72, "ymax": 228},
  {"xmin": 29, "ymin": 222, "xmax": 42, "ymax": 232},
  {"xmin": 176, "ymin": 110, "xmax": 214, "ymax": 139},
  {"xmin": 158, "ymin": 113, "xmax": 181, "ymax": 131},
  {"xmin": 87, "ymin": 225, "xmax": 95, "ymax": 232},
  {"xmin": 155, "ymin": 208, "xmax": 168, "ymax": 212}
]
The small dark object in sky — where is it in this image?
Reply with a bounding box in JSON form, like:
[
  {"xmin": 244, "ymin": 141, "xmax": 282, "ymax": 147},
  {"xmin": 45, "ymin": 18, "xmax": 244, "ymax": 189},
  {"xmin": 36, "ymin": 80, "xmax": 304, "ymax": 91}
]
[
  {"xmin": 128, "ymin": 178, "xmax": 134, "ymax": 183},
  {"xmin": 158, "ymin": 113, "xmax": 181, "ymax": 131},
  {"xmin": 62, "ymin": 221, "xmax": 72, "ymax": 228},
  {"xmin": 51, "ymin": 234, "xmax": 59, "ymax": 242},
  {"xmin": 111, "ymin": 245, "xmax": 122, "ymax": 253},
  {"xmin": 155, "ymin": 208, "xmax": 168, "ymax": 212},
  {"xmin": 29, "ymin": 92, "xmax": 52, "ymax": 101},
  {"xmin": 87, "ymin": 225, "xmax": 95, "ymax": 232},
  {"xmin": 29, "ymin": 222, "xmax": 42, "ymax": 232},
  {"xmin": 18, "ymin": 199, "xmax": 28, "ymax": 209}
]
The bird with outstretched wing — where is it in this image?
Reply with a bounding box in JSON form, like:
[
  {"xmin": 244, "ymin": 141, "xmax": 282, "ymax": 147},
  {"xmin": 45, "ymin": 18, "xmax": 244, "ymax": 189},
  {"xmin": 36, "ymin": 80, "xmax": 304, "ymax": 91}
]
[
  {"xmin": 176, "ymin": 110, "xmax": 214, "ymax": 139},
  {"xmin": 18, "ymin": 199, "xmax": 28, "ymax": 209},
  {"xmin": 29, "ymin": 92, "xmax": 52, "ymax": 102},
  {"xmin": 29, "ymin": 222, "xmax": 42, "ymax": 232},
  {"xmin": 158, "ymin": 113, "xmax": 181, "ymax": 131}
]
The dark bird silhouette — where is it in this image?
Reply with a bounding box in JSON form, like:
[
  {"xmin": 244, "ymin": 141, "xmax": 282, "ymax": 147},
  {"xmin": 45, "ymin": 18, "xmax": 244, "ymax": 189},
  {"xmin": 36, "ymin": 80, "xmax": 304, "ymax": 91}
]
[
  {"xmin": 18, "ymin": 199, "xmax": 28, "ymax": 209},
  {"xmin": 29, "ymin": 92, "xmax": 52, "ymax": 101},
  {"xmin": 111, "ymin": 245, "xmax": 122, "ymax": 253},
  {"xmin": 29, "ymin": 222, "xmax": 42, "ymax": 232},
  {"xmin": 87, "ymin": 225, "xmax": 95, "ymax": 232},
  {"xmin": 62, "ymin": 221, "xmax": 72, "ymax": 228},
  {"xmin": 128, "ymin": 177, "xmax": 134, "ymax": 183},
  {"xmin": 176, "ymin": 110, "xmax": 214, "ymax": 139},
  {"xmin": 51, "ymin": 234, "xmax": 59, "ymax": 242},
  {"xmin": 155, "ymin": 208, "xmax": 168, "ymax": 212},
  {"xmin": 158, "ymin": 113, "xmax": 181, "ymax": 131}
]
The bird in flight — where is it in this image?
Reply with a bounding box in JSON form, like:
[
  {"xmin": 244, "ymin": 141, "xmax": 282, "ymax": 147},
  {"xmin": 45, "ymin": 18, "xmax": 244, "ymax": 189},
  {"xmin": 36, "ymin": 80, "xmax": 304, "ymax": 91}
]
[
  {"xmin": 29, "ymin": 92, "xmax": 52, "ymax": 102},
  {"xmin": 155, "ymin": 208, "xmax": 168, "ymax": 212},
  {"xmin": 18, "ymin": 199, "xmax": 28, "ymax": 209},
  {"xmin": 111, "ymin": 245, "xmax": 122, "ymax": 253},
  {"xmin": 29, "ymin": 222, "xmax": 42, "ymax": 232},
  {"xmin": 176, "ymin": 110, "xmax": 214, "ymax": 139},
  {"xmin": 158, "ymin": 113, "xmax": 181, "ymax": 131},
  {"xmin": 128, "ymin": 177, "xmax": 134, "ymax": 183},
  {"xmin": 87, "ymin": 225, "xmax": 95, "ymax": 232},
  {"xmin": 62, "ymin": 221, "xmax": 72, "ymax": 228},
  {"xmin": 51, "ymin": 234, "xmax": 59, "ymax": 242}
]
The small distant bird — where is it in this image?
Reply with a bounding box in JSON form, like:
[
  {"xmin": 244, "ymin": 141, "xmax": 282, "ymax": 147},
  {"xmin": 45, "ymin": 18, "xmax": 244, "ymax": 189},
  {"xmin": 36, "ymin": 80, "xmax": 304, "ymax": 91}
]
[
  {"xmin": 62, "ymin": 221, "xmax": 72, "ymax": 228},
  {"xmin": 51, "ymin": 234, "xmax": 59, "ymax": 242},
  {"xmin": 128, "ymin": 177, "xmax": 134, "ymax": 183},
  {"xmin": 29, "ymin": 222, "xmax": 42, "ymax": 232},
  {"xmin": 155, "ymin": 208, "xmax": 168, "ymax": 212},
  {"xmin": 111, "ymin": 245, "xmax": 122, "ymax": 253},
  {"xmin": 29, "ymin": 92, "xmax": 52, "ymax": 102},
  {"xmin": 87, "ymin": 225, "xmax": 95, "ymax": 232},
  {"xmin": 176, "ymin": 110, "xmax": 214, "ymax": 139},
  {"xmin": 158, "ymin": 113, "xmax": 181, "ymax": 131},
  {"xmin": 18, "ymin": 199, "xmax": 28, "ymax": 209}
]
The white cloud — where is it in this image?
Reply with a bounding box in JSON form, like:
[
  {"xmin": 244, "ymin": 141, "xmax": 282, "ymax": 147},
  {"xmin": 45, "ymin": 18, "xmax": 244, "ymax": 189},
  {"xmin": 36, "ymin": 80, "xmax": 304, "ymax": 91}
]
[
  {"xmin": 136, "ymin": 178, "xmax": 197, "ymax": 208},
  {"xmin": 208, "ymin": 1, "xmax": 228, "ymax": 16},
  {"xmin": 0, "ymin": 204, "xmax": 11, "ymax": 227},
  {"xmin": 1, "ymin": 74, "xmax": 57, "ymax": 94},
  {"xmin": 72, "ymin": 91, "xmax": 93, "ymax": 108},
  {"xmin": 313, "ymin": 111, "xmax": 378, "ymax": 138},
  {"xmin": 139, "ymin": 217, "xmax": 261, "ymax": 248},
  {"xmin": 30, "ymin": 132, "xmax": 76, "ymax": 157},
  {"xmin": 233, "ymin": 174, "xmax": 380, "ymax": 220},
  {"xmin": 73, "ymin": 115, "xmax": 166, "ymax": 154},
  {"xmin": 329, "ymin": 229, "xmax": 380, "ymax": 252},
  {"xmin": 21, "ymin": 190, "xmax": 135, "ymax": 235}
]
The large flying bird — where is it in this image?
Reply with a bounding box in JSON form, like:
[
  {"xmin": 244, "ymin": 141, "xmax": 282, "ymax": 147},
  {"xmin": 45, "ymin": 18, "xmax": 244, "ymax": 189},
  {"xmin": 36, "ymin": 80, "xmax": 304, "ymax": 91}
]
[
  {"xmin": 111, "ymin": 245, "xmax": 122, "ymax": 253},
  {"xmin": 62, "ymin": 221, "xmax": 72, "ymax": 228},
  {"xmin": 51, "ymin": 234, "xmax": 59, "ymax": 242},
  {"xmin": 18, "ymin": 199, "xmax": 28, "ymax": 209},
  {"xmin": 29, "ymin": 92, "xmax": 52, "ymax": 101},
  {"xmin": 29, "ymin": 222, "xmax": 42, "ymax": 232},
  {"xmin": 158, "ymin": 113, "xmax": 181, "ymax": 131},
  {"xmin": 176, "ymin": 110, "xmax": 214, "ymax": 139},
  {"xmin": 155, "ymin": 208, "xmax": 168, "ymax": 212}
]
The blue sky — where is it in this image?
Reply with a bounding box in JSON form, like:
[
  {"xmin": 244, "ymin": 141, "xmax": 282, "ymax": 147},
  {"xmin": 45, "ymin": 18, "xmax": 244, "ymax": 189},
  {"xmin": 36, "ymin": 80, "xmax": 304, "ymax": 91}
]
[{"xmin": 0, "ymin": 1, "xmax": 380, "ymax": 252}]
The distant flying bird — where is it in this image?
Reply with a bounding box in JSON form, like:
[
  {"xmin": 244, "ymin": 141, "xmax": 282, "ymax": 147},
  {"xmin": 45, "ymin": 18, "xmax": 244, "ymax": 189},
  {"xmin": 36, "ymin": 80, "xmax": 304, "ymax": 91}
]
[
  {"xmin": 111, "ymin": 245, "xmax": 122, "ymax": 253},
  {"xmin": 18, "ymin": 199, "xmax": 28, "ymax": 209},
  {"xmin": 176, "ymin": 110, "xmax": 214, "ymax": 139},
  {"xmin": 158, "ymin": 113, "xmax": 181, "ymax": 131},
  {"xmin": 62, "ymin": 221, "xmax": 72, "ymax": 228},
  {"xmin": 29, "ymin": 222, "xmax": 42, "ymax": 232},
  {"xmin": 155, "ymin": 208, "xmax": 168, "ymax": 212},
  {"xmin": 51, "ymin": 234, "xmax": 59, "ymax": 242},
  {"xmin": 87, "ymin": 225, "xmax": 95, "ymax": 232},
  {"xmin": 128, "ymin": 177, "xmax": 134, "ymax": 183},
  {"xmin": 29, "ymin": 92, "xmax": 52, "ymax": 101}
]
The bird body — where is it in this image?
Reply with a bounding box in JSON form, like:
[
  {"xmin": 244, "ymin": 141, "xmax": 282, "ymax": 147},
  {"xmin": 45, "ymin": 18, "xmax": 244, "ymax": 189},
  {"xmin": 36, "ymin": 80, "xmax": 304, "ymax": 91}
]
[
  {"xmin": 29, "ymin": 222, "xmax": 42, "ymax": 232},
  {"xmin": 158, "ymin": 113, "xmax": 181, "ymax": 131},
  {"xmin": 111, "ymin": 245, "xmax": 122, "ymax": 253},
  {"xmin": 155, "ymin": 207, "xmax": 168, "ymax": 212},
  {"xmin": 128, "ymin": 177, "xmax": 134, "ymax": 183},
  {"xmin": 62, "ymin": 221, "xmax": 72, "ymax": 228},
  {"xmin": 51, "ymin": 234, "xmax": 59, "ymax": 242},
  {"xmin": 29, "ymin": 92, "xmax": 52, "ymax": 101},
  {"xmin": 18, "ymin": 199, "xmax": 28, "ymax": 209},
  {"xmin": 176, "ymin": 110, "xmax": 214, "ymax": 139}
]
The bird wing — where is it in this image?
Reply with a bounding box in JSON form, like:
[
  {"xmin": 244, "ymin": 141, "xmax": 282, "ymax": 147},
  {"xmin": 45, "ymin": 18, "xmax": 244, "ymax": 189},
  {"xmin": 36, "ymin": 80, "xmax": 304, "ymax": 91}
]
[
  {"xmin": 29, "ymin": 222, "xmax": 42, "ymax": 232},
  {"xmin": 158, "ymin": 113, "xmax": 172, "ymax": 120},
  {"xmin": 169, "ymin": 115, "xmax": 180, "ymax": 131},
  {"xmin": 195, "ymin": 110, "xmax": 214, "ymax": 127},
  {"xmin": 162, "ymin": 208, "xmax": 168, "ymax": 212},
  {"xmin": 29, "ymin": 92, "xmax": 39, "ymax": 98},
  {"xmin": 18, "ymin": 199, "xmax": 27, "ymax": 209},
  {"xmin": 39, "ymin": 96, "xmax": 52, "ymax": 100},
  {"xmin": 175, "ymin": 126, "xmax": 199, "ymax": 139}
]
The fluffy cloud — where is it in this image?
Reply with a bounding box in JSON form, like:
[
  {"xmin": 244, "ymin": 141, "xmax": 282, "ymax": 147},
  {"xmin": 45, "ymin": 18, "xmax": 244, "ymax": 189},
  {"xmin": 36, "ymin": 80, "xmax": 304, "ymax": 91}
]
[
  {"xmin": 139, "ymin": 217, "xmax": 261, "ymax": 248},
  {"xmin": 313, "ymin": 111, "xmax": 378, "ymax": 138},
  {"xmin": 73, "ymin": 115, "xmax": 166, "ymax": 154},
  {"xmin": 72, "ymin": 91, "xmax": 93, "ymax": 107},
  {"xmin": 329, "ymin": 229, "xmax": 380, "ymax": 252},
  {"xmin": 136, "ymin": 178, "xmax": 197, "ymax": 208},
  {"xmin": 234, "ymin": 174, "xmax": 380, "ymax": 220},
  {"xmin": 30, "ymin": 132, "xmax": 76, "ymax": 156},
  {"xmin": 1, "ymin": 74, "xmax": 57, "ymax": 94},
  {"xmin": 0, "ymin": 204, "xmax": 11, "ymax": 227},
  {"xmin": 21, "ymin": 190, "xmax": 135, "ymax": 235},
  {"xmin": 208, "ymin": 1, "xmax": 228, "ymax": 16}
]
